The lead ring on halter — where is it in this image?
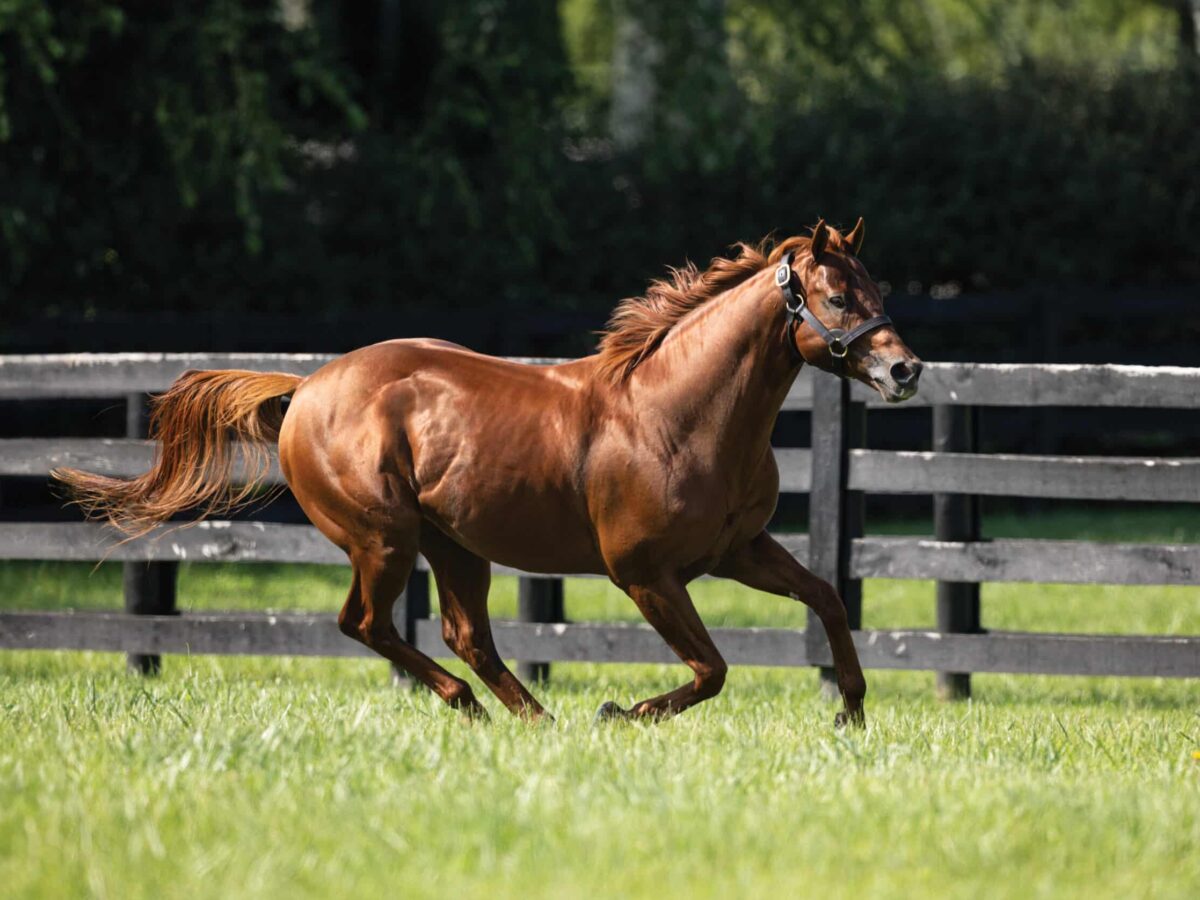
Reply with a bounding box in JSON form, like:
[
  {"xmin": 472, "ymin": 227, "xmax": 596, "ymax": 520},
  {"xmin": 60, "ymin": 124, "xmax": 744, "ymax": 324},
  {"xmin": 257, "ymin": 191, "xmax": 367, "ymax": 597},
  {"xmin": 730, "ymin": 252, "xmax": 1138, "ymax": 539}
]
[{"xmin": 776, "ymin": 250, "xmax": 892, "ymax": 363}]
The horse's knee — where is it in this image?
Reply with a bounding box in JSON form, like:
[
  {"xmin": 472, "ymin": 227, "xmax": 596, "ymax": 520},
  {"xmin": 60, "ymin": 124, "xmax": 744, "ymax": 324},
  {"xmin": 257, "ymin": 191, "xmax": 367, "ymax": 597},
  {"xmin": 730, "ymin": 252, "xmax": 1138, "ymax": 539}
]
[{"xmin": 693, "ymin": 658, "xmax": 728, "ymax": 700}]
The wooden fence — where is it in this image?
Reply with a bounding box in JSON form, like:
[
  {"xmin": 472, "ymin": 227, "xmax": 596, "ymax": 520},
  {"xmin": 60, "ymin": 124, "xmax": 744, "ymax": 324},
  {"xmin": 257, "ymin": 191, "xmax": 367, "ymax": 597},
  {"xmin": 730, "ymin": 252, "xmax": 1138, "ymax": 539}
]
[{"xmin": 1, "ymin": 353, "xmax": 1199, "ymax": 695}]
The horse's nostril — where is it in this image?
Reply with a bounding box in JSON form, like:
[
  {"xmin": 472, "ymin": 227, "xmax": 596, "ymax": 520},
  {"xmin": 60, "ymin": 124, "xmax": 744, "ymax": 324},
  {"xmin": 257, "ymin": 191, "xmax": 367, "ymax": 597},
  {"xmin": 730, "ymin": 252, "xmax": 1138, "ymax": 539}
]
[{"xmin": 889, "ymin": 359, "xmax": 923, "ymax": 386}]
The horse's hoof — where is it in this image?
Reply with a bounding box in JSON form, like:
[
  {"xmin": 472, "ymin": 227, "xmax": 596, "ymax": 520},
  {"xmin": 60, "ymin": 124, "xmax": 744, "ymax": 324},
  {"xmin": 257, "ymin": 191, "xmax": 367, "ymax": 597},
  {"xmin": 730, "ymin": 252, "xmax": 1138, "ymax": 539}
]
[
  {"xmin": 459, "ymin": 701, "xmax": 491, "ymax": 724},
  {"xmin": 834, "ymin": 708, "xmax": 865, "ymax": 730},
  {"xmin": 593, "ymin": 701, "xmax": 628, "ymax": 724}
]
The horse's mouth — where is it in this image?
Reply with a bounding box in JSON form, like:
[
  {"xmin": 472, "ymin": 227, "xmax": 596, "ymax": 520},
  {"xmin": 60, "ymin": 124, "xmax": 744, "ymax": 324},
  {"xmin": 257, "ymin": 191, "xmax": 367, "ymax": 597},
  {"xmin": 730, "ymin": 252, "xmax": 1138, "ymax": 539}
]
[{"xmin": 873, "ymin": 378, "xmax": 920, "ymax": 404}]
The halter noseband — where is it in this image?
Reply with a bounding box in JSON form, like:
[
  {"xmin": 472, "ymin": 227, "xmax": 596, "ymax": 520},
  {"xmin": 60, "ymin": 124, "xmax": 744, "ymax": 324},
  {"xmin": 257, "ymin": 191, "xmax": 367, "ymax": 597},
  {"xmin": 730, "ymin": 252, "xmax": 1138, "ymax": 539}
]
[{"xmin": 775, "ymin": 250, "xmax": 893, "ymax": 365}]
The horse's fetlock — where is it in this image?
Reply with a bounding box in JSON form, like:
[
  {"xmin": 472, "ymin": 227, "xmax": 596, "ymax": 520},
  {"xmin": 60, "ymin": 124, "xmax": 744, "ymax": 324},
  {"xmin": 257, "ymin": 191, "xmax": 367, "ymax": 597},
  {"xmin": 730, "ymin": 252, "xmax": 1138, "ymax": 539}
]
[
  {"xmin": 336, "ymin": 610, "xmax": 359, "ymax": 640},
  {"xmin": 694, "ymin": 659, "xmax": 728, "ymax": 699},
  {"xmin": 442, "ymin": 678, "xmax": 477, "ymax": 708},
  {"xmin": 358, "ymin": 616, "xmax": 392, "ymax": 647},
  {"xmin": 843, "ymin": 673, "xmax": 867, "ymax": 706}
]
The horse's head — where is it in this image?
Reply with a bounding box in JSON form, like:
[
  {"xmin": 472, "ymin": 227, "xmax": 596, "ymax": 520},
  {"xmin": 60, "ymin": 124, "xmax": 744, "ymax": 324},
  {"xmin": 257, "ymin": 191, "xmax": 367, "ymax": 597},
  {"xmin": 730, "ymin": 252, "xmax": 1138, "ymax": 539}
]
[{"xmin": 785, "ymin": 218, "xmax": 923, "ymax": 403}]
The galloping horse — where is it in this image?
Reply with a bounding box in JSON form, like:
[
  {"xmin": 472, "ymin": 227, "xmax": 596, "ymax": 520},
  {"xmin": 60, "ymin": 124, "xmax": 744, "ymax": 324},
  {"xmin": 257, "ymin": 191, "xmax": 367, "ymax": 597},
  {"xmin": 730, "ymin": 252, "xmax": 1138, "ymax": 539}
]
[{"xmin": 56, "ymin": 219, "xmax": 922, "ymax": 726}]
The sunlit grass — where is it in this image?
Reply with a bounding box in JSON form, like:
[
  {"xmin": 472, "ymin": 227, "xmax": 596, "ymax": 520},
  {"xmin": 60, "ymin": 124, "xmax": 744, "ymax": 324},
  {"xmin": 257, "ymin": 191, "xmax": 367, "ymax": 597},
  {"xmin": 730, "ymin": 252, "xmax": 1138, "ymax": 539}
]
[
  {"xmin": 1, "ymin": 509, "xmax": 1198, "ymax": 897},
  {"xmin": 0, "ymin": 654, "xmax": 1197, "ymax": 900}
]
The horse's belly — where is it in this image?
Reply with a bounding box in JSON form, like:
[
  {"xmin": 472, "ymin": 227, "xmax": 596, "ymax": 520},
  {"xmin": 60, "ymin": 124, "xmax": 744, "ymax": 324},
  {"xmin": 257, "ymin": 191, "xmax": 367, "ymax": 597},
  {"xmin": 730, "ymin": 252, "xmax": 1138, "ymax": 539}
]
[
  {"xmin": 423, "ymin": 497, "xmax": 605, "ymax": 575},
  {"xmin": 416, "ymin": 457, "xmax": 604, "ymax": 575}
]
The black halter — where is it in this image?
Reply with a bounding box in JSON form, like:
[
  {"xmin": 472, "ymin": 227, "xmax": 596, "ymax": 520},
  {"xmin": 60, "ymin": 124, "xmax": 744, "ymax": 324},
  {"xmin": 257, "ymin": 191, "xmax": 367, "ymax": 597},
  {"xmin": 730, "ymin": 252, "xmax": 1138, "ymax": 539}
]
[{"xmin": 775, "ymin": 251, "xmax": 892, "ymax": 366}]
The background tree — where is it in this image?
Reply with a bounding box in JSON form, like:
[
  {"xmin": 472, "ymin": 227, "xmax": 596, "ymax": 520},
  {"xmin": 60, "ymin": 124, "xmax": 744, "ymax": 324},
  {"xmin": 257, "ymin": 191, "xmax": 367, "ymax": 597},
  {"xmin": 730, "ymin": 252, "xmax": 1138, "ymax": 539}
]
[{"xmin": 1, "ymin": 0, "xmax": 1196, "ymax": 336}]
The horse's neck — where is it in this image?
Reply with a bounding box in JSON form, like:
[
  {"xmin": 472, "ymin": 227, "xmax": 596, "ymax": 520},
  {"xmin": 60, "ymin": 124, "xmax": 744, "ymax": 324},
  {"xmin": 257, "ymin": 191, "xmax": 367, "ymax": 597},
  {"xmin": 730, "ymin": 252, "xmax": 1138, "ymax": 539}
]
[{"xmin": 630, "ymin": 271, "xmax": 798, "ymax": 458}]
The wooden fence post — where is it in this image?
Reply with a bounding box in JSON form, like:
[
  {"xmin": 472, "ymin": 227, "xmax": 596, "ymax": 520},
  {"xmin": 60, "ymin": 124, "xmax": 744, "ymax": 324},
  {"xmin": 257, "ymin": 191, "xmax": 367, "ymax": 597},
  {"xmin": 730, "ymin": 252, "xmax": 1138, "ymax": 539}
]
[
  {"xmin": 123, "ymin": 393, "xmax": 178, "ymax": 674},
  {"xmin": 517, "ymin": 577, "xmax": 564, "ymax": 684},
  {"xmin": 807, "ymin": 375, "xmax": 863, "ymax": 695},
  {"xmin": 392, "ymin": 568, "xmax": 431, "ymax": 685},
  {"xmin": 933, "ymin": 404, "xmax": 981, "ymax": 700}
]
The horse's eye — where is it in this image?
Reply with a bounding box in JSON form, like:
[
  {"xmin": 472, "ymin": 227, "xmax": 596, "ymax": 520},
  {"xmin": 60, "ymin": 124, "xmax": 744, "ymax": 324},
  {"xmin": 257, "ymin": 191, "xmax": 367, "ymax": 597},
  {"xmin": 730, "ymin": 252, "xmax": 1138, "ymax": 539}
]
[{"xmin": 827, "ymin": 294, "xmax": 847, "ymax": 310}]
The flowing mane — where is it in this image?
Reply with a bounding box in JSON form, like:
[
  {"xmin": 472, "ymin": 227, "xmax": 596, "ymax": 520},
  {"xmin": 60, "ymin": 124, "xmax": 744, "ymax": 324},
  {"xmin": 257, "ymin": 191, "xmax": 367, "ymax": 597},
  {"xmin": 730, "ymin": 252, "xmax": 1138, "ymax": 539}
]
[{"xmin": 595, "ymin": 228, "xmax": 853, "ymax": 382}]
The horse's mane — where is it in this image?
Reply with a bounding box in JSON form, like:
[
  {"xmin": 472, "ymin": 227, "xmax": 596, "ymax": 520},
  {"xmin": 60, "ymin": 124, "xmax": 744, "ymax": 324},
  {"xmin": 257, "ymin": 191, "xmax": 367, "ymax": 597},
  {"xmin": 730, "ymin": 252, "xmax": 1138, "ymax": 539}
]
[{"xmin": 595, "ymin": 228, "xmax": 853, "ymax": 382}]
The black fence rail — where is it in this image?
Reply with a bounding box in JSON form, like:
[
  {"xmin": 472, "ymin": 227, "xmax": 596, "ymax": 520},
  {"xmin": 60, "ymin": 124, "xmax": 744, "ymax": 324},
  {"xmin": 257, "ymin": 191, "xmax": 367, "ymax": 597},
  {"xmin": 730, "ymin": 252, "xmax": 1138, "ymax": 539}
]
[{"xmin": 1, "ymin": 353, "xmax": 1199, "ymax": 694}]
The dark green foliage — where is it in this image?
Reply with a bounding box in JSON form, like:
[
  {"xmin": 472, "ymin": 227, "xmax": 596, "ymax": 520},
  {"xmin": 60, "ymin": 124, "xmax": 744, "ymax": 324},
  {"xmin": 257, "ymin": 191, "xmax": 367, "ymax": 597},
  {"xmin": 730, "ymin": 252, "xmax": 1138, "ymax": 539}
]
[{"xmin": 1, "ymin": 2, "xmax": 1197, "ymax": 327}]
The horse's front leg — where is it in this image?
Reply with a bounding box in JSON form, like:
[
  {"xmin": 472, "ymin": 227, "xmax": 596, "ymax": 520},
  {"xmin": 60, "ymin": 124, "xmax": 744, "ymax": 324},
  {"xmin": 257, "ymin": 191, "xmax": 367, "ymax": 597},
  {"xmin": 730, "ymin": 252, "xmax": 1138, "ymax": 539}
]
[
  {"xmin": 595, "ymin": 576, "xmax": 727, "ymax": 723},
  {"xmin": 713, "ymin": 531, "xmax": 867, "ymax": 727}
]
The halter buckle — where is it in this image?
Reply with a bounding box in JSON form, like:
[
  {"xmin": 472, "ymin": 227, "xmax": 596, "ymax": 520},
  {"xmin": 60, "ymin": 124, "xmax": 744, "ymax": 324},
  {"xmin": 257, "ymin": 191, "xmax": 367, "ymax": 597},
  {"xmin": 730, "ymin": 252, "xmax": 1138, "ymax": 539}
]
[
  {"xmin": 827, "ymin": 330, "xmax": 849, "ymax": 358},
  {"xmin": 775, "ymin": 264, "xmax": 792, "ymax": 288}
]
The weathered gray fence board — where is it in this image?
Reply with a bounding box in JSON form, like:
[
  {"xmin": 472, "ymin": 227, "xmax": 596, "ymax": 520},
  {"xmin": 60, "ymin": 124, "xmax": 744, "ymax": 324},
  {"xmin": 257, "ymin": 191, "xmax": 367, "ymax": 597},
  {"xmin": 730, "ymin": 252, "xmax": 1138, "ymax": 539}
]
[
  {"xmin": 0, "ymin": 522, "xmax": 809, "ymax": 575},
  {"xmin": 0, "ymin": 438, "xmax": 286, "ymax": 483},
  {"xmin": 808, "ymin": 628, "xmax": 1200, "ymax": 677},
  {"xmin": 0, "ymin": 610, "xmax": 806, "ymax": 666},
  {"xmin": 771, "ymin": 448, "xmax": 812, "ymax": 492},
  {"xmin": 0, "ymin": 353, "xmax": 334, "ymax": 398},
  {"xmin": 0, "ymin": 522, "xmax": 348, "ymax": 565},
  {"xmin": 852, "ymin": 536, "xmax": 1200, "ymax": 585},
  {"xmin": 5, "ymin": 355, "xmax": 1200, "ymax": 409},
  {"xmin": 4, "ymin": 611, "xmax": 1197, "ymax": 677},
  {"xmin": 425, "ymin": 620, "xmax": 814, "ymax": 665},
  {"xmin": 0, "ymin": 610, "xmax": 372, "ymax": 657},
  {"xmin": 849, "ymin": 450, "xmax": 1200, "ymax": 502},
  {"xmin": 848, "ymin": 363, "xmax": 1200, "ymax": 409},
  {"xmin": 0, "ymin": 438, "xmax": 155, "ymax": 478}
]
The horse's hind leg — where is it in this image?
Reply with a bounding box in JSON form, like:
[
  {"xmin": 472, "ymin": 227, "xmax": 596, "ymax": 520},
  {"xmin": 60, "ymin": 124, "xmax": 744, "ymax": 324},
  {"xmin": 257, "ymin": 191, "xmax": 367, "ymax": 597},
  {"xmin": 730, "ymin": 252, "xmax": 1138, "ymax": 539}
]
[
  {"xmin": 596, "ymin": 576, "xmax": 727, "ymax": 722},
  {"xmin": 420, "ymin": 527, "xmax": 550, "ymax": 720},
  {"xmin": 339, "ymin": 543, "xmax": 488, "ymax": 719}
]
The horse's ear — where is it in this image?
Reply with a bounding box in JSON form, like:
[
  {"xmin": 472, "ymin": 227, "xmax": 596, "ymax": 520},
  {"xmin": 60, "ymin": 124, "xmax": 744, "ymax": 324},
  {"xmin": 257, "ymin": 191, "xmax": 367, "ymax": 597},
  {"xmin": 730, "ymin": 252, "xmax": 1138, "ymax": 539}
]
[
  {"xmin": 810, "ymin": 219, "xmax": 829, "ymax": 262},
  {"xmin": 845, "ymin": 217, "xmax": 865, "ymax": 255}
]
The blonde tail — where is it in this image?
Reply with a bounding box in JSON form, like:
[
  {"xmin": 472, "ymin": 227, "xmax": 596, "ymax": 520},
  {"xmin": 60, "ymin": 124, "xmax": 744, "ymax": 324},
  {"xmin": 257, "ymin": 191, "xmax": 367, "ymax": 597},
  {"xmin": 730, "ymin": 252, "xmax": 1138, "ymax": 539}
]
[{"xmin": 53, "ymin": 369, "xmax": 303, "ymax": 538}]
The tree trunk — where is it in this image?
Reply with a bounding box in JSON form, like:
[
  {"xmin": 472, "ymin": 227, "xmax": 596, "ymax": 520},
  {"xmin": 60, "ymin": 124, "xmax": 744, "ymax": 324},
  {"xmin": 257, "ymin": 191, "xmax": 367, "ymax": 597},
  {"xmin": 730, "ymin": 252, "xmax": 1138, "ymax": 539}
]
[
  {"xmin": 1179, "ymin": 0, "xmax": 1200, "ymax": 56},
  {"xmin": 609, "ymin": 9, "xmax": 662, "ymax": 149}
]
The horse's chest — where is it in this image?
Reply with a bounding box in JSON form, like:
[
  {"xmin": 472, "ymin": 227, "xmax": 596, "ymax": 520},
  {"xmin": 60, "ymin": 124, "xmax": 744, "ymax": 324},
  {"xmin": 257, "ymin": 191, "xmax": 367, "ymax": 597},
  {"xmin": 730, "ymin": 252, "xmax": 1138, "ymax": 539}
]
[
  {"xmin": 592, "ymin": 441, "xmax": 779, "ymax": 579},
  {"xmin": 677, "ymin": 464, "xmax": 778, "ymax": 566},
  {"xmin": 707, "ymin": 492, "xmax": 773, "ymax": 559}
]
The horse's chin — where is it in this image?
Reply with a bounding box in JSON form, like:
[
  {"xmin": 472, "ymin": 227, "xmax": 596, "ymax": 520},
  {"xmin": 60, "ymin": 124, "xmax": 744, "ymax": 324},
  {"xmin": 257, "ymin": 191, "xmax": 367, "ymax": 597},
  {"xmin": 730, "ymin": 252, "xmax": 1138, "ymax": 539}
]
[{"xmin": 873, "ymin": 380, "xmax": 919, "ymax": 404}]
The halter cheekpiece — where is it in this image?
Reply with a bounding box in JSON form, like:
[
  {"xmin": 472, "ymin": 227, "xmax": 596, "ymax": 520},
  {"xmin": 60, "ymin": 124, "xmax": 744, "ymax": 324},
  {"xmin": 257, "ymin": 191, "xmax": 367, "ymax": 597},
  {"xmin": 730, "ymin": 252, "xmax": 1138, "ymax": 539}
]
[{"xmin": 775, "ymin": 251, "xmax": 892, "ymax": 366}]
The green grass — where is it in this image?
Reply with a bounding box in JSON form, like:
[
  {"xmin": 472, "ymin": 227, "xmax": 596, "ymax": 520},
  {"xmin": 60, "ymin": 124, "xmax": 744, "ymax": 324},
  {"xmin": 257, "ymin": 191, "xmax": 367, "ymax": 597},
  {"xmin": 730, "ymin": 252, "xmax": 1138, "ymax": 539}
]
[
  {"xmin": 1, "ymin": 658, "xmax": 1197, "ymax": 899},
  {"xmin": 1, "ymin": 508, "xmax": 1199, "ymax": 898}
]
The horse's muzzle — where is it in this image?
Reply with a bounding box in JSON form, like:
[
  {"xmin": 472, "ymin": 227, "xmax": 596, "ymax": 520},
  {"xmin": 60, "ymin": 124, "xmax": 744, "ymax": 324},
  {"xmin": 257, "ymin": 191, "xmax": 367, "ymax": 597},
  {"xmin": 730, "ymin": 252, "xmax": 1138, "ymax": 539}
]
[{"xmin": 868, "ymin": 356, "xmax": 923, "ymax": 403}]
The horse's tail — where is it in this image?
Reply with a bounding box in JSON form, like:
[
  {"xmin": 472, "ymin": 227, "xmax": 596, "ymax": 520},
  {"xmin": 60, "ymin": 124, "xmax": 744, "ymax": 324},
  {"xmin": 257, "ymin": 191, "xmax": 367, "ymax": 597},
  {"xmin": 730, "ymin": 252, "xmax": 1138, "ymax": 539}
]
[{"xmin": 53, "ymin": 369, "xmax": 304, "ymax": 538}]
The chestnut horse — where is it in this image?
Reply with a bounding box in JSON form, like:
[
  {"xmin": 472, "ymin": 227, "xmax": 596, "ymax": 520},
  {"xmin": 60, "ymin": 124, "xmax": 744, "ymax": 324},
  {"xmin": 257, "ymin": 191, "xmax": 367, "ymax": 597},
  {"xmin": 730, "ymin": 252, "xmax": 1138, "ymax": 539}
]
[{"xmin": 56, "ymin": 219, "xmax": 922, "ymax": 726}]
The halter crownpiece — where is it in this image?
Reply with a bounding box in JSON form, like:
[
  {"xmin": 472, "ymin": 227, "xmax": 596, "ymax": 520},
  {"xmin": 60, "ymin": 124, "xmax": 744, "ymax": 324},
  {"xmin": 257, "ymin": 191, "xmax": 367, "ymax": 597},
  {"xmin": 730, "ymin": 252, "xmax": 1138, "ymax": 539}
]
[{"xmin": 776, "ymin": 250, "xmax": 892, "ymax": 363}]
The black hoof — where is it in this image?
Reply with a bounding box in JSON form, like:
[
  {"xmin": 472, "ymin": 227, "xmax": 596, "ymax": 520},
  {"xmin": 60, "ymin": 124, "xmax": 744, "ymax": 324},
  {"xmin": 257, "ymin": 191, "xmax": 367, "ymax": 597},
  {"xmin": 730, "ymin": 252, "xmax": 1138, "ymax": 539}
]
[
  {"xmin": 593, "ymin": 700, "xmax": 629, "ymax": 724},
  {"xmin": 834, "ymin": 708, "xmax": 865, "ymax": 730}
]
